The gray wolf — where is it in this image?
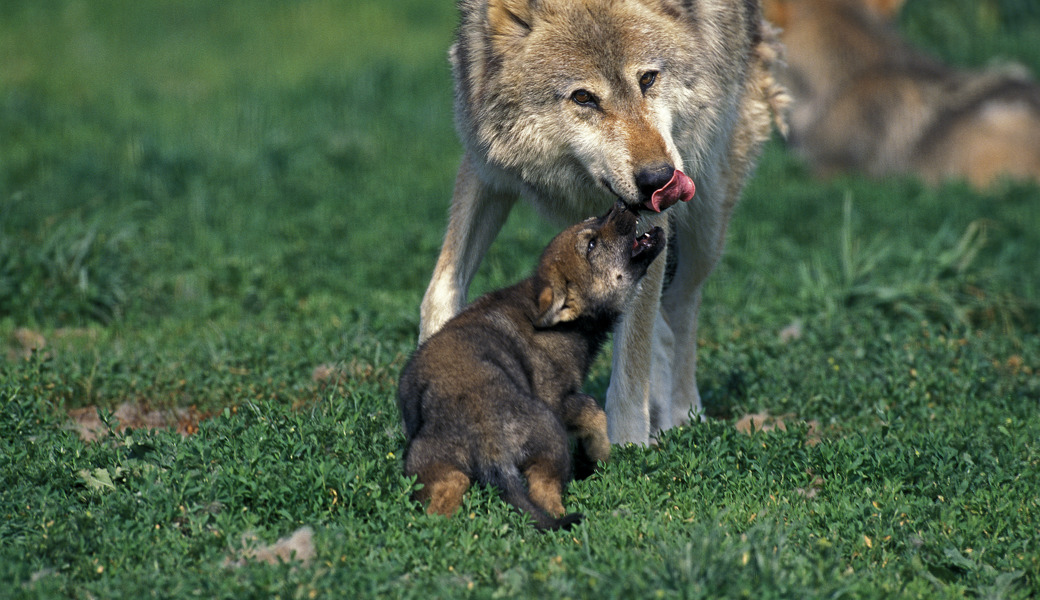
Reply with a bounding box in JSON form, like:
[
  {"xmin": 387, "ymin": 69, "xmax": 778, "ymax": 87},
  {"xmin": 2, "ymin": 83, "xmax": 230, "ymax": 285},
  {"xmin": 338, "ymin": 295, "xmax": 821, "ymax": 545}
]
[
  {"xmin": 399, "ymin": 201, "xmax": 663, "ymax": 529},
  {"xmin": 764, "ymin": 0, "xmax": 1040, "ymax": 187},
  {"xmin": 419, "ymin": 0, "xmax": 788, "ymax": 444}
]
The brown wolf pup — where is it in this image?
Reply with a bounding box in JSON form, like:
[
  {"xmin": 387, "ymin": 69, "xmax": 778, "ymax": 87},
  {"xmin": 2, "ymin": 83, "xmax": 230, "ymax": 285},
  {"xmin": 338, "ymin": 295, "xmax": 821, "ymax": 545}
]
[
  {"xmin": 764, "ymin": 0, "xmax": 1040, "ymax": 187},
  {"xmin": 399, "ymin": 201, "xmax": 663, "ymax": 530},
  {"xmin": 419, "ymin": 0, "xmax": 788, "ymax": 445}
]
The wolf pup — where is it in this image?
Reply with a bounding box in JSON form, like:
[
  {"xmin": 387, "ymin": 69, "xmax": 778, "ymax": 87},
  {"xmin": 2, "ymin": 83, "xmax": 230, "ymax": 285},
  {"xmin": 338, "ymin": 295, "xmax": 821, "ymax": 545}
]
[
  {"xmin": 399, "ymin": 201, "xmax": 663, "ymax": 530},
  {"xmin": 419, "ymin": 0, "xmax": 788, "ymax": 445},
  {"xmin": 764, "ymin": 0, "xmax": 1040, "ymax": 187}
]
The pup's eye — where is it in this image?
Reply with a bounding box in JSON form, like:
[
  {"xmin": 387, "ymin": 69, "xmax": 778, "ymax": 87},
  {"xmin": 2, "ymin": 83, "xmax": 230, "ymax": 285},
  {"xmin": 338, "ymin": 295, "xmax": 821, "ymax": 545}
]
[
  {"xmin": 639, "ymin": 71, "xmax": 658, "ymax": 92},
  {"xmin": 586, "ymin": 237, "xmax": 597, "ymax": 256},
  {"xmin": 571, "ymin": 89, "xmax": 597, "ymax": 107}
]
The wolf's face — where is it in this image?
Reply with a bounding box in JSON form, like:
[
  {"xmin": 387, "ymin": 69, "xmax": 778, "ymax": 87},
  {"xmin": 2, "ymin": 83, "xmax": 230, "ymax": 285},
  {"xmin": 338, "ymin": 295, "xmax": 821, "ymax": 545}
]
[
  {"xmin": 456, "ymin": 0, "xmax": 735, "ymax": 216},
  {"xmin": 526, "ymin": 6, "xmax": 684, "ymax": 206},
  {"xmin": 533, "ymin": 200, "xmax": 663, "ymax": 328}
]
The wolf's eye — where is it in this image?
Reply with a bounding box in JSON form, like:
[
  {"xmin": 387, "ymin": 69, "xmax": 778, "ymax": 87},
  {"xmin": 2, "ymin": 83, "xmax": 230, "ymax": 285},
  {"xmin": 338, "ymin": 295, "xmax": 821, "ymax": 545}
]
[
  {"xmin": 571, "ymin": 89, "xmax": 597, "ymax": 107},
  {"xmin": 586, "ymin": 237, "xmax": 597, "ymax": 257},
  {"xmin": 639, "ymin": 71, "xmax": 658, "ymax": 92}
]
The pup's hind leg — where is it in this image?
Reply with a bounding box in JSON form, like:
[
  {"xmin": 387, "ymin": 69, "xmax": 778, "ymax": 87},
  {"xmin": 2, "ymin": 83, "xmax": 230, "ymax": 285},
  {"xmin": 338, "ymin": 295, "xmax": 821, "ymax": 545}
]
[
  {"xmin": 406, "ymin": 439, "xmax": 471, "ymax": 516},
  {"xmin": 524, "ymin": 460, "xmax": 567, "ymax": 517},
  {"xmin": 520, "ymin": 419, "xmax": 572, "ymax": 517},
  {"xmin": 411, "ymin": 461, "xmax": 471, "ymax": 516}
]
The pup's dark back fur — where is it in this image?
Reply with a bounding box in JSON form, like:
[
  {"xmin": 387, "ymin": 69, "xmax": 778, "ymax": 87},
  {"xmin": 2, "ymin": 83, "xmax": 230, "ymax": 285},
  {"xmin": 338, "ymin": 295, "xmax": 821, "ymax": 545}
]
[{"xmin": 399, "ymin": 202, "xmax": 661, "ymax": 530}]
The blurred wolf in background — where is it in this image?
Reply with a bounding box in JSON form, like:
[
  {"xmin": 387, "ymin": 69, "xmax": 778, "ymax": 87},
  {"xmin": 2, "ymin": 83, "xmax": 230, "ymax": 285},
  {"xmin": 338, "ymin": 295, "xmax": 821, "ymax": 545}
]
[
  {"xmin": 419, "ymin": 0, "xmax": 788, "ymax": 445},
  {"xmin": 764, "ymin": 0, "xmax": 1040, "ymax": 187}
]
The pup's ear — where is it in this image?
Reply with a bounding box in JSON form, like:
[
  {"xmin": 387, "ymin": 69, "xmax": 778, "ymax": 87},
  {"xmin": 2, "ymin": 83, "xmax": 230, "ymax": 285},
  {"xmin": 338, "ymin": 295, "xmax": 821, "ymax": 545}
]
[
  {"xmin": 535, "ymin": 282, "xmax": 580, "ymax": 328},
  {"xmin": 761, "ymin": 0, "xmax": 791, "ymax": 28},
  {"xmin": 861, "ymin": 0, "xmax": 905, "ymax": 20},
  {"xmin": 487, "ymin": 0, "xmax": 536, "ymax": 46}
]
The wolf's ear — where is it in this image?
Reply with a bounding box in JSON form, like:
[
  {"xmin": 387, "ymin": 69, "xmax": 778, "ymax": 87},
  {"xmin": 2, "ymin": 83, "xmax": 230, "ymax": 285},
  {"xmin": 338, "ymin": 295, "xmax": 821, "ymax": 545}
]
[
  {"xmin": 535, "ymin": 282, "xmax": 580, "ymax": 328},
  {"xmin": 653, "ymin": 0, "xmax": 698, "ymax": 20},
  {"xmin": 487, "ymin": 0, "xmax": 536, "ymax": 45}
]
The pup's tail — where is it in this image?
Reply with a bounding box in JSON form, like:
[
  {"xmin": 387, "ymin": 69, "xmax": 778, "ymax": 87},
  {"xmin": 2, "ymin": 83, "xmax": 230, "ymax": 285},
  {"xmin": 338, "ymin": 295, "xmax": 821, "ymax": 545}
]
[{"xmin": 487, "ymin": 466, "xmax": 583, "ymax": 531}]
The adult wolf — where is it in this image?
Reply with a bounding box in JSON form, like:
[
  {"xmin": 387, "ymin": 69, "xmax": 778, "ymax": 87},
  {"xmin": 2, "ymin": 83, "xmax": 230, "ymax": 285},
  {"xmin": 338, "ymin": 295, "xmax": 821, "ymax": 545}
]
[{"xmin": 420, "ymin": 0, "xmax": 787, "ymax": 444}]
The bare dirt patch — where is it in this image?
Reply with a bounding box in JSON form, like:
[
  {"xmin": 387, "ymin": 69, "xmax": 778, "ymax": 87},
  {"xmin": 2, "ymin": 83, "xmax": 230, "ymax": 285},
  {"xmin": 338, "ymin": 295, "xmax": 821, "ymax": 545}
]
[
  {"xmin": 734, "ymin": 410, "xmax": 822, "ymax": 446},
  {"xmin": 67, "ymin": 402, "xmax": 210, "ymax": 441}
]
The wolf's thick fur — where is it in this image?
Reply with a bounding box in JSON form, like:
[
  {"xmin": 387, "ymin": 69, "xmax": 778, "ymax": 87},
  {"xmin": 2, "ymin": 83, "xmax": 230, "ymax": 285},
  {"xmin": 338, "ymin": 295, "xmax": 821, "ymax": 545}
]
[
  {"xmin": 400, "ymin": 202, "xmax": 663, "ymax": 529},
  {"xmin": 419, "ymin": 0, "xmax": 788, "ymax": 444},
  {"xmin": 765, "ymin": 0, "xmax": 1040, "ymax": 187}
]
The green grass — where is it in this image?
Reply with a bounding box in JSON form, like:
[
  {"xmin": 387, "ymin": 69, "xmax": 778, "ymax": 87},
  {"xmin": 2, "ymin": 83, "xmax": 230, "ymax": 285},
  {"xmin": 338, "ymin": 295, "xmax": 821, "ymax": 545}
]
[{"xmin": 2, "ymin": 0, "xmax": 1039, "ymax": 597}]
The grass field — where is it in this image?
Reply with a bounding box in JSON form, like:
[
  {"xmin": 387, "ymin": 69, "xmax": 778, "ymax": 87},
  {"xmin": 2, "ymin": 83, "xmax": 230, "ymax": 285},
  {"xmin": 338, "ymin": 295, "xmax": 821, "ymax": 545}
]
[{"xmin": 2, "ymin": 0, "xmax": 1039, "ymax": 597}]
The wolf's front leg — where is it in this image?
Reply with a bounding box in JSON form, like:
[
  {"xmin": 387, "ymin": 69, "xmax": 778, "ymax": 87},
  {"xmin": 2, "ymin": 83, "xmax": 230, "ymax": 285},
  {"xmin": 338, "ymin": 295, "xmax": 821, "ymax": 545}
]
[
  {"xmin": 605, "ymin": 245, "xmax": 667, "ymax": 445},
  {"xmin": 419, "ymin": 153, "xmax": 516, "ymax": 343}
]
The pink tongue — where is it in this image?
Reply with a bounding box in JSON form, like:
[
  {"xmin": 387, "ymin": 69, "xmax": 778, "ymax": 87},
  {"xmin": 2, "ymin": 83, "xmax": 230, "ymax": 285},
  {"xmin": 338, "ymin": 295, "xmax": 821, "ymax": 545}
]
[{"xmin": 645, "ymin": 169, "xmax": 695, "ymax": 213}]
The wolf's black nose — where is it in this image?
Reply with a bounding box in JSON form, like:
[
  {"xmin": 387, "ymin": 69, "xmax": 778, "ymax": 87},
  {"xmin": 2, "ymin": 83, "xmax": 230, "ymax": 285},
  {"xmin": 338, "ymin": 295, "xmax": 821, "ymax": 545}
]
[{"xmin": 635, "ymin": 164, "xmax": 675, "ymax": 199}]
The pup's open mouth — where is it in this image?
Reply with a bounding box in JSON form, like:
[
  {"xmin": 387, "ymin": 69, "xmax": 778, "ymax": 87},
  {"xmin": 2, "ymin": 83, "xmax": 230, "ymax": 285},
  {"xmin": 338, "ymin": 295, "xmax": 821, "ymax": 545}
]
[{"xmin": 631, "ymin": 226, "xmax": 662, "ymax": 259}]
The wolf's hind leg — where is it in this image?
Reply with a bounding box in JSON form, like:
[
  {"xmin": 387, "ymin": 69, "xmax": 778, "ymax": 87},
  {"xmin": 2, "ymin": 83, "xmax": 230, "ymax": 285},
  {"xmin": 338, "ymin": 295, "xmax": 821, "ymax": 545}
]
[
  {"xmin": 648, "ymin": 310, "xmax": 676, "ymax": 432},
  {"xmin": 661, "ymin": 214, "xmax": 716, "ymax": 427}
]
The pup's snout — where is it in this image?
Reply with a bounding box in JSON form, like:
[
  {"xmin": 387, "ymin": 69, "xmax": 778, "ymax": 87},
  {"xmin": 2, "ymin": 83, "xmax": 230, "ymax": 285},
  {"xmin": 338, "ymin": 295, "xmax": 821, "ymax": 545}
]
[
  {"xmin": 605, "ymin": 198, "xmax": 637, "ymax": 235},
  {"xmin": 635, "ymin": 163, "xmax": 676, "ymax": 199}
]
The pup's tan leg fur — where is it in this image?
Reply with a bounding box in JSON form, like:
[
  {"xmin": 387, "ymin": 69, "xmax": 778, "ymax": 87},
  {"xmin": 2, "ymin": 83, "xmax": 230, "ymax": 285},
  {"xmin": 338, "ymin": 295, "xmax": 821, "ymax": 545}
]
[
  {"xmin": 524, "ymin": 463, "xmax": 566, "ymax": 517},
  {"xmin": 561, "ymin": 393, "xmax": 611, "ymax": 464},
  {"xmin": 414, "ymin": 463, "xmax": 471, "ymax": 517},
  {"xmin": 576, "ymin": 410, "xmax": 610, "ymax": 465},
  {"xmin": 419, "ymin": 153, "xmax": 516, "ymax": 343}
]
